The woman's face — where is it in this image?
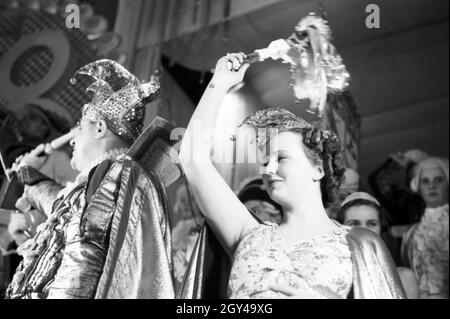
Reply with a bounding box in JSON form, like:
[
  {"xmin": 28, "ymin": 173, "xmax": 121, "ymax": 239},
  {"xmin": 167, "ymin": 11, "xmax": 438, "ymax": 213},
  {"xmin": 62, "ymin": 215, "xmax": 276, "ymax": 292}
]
[
  {"xmin": 343, "ymin": 205, "xmax": 381, "ymax": 235},
  {"xmin": 260, "ymin": 131, "xmax": 321, "ymax": 208},
  {"xmin": 419, "ymin": 167, "xmax": 449, "ymax": 208}
]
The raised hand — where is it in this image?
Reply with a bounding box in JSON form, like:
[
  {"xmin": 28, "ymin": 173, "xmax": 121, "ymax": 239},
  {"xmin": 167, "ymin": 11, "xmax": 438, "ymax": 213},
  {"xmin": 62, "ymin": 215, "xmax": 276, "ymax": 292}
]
[
  {"xmin": 13, "ymin": 143, "xmax": 48, "ymax": 171},
  {"xmin": 211, "ymin": 52, "xmax": 250, "ymax": 91}
]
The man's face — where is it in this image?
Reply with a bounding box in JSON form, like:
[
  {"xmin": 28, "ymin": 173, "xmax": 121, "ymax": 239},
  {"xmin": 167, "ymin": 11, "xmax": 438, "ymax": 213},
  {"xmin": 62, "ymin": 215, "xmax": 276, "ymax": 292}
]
[{"xmin": 69, "ymin": 119, "xmax": 97, "ymax": 172}]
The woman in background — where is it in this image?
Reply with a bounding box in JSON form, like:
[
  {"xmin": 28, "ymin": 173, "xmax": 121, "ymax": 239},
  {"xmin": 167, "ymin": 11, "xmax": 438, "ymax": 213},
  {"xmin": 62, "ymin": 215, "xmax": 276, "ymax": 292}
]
[
  {"xmin": 337, "ymin": 192, "xmax": 419, "ymax": 298},
  {"xmin": 236, "ymin": 177, "xmax": 283, "ymax": 225},
  {"xmin": 402, "ymin": 157, "xmax": 449, "ymax": 299}
]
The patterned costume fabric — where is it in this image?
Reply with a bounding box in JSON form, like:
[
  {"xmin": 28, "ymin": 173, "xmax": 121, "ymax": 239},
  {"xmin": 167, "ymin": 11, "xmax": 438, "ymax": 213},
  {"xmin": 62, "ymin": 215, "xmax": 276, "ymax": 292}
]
[
  {"xmin": 180, "ymin": 222, "xmax": 406, "ymax": 299},
  {"xmin": 6, "ymin": 154, "xmax": 174, "ymax": 299},
  {"xmin": 402, "ymin": 204, "xmax": 449, "ymax": 298},
  {"xmin": 228, "ymin": 222, "xmax": 353, "ymax": 298},
  {"xmin": 6, "ymin": 165, "xmax": 89, "ymax": 298}
]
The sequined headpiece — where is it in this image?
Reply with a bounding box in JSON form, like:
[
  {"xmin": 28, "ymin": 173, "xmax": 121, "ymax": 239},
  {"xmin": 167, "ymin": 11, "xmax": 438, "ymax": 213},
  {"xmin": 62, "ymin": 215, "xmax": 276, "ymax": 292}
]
[
  {"xmin": 71, "ymin": 59, "xmax": 160, "ymax": 144},
  {"xmin": 240, "ymin": 107, "xmax": 308, "ymax": 145},
  {"xmin": 241, "ymin": 107, "xmax": 311, "ymax": 130},
  {"xmin": 239, "ymin": 107, "xmax": 338, "ymax": 148}
]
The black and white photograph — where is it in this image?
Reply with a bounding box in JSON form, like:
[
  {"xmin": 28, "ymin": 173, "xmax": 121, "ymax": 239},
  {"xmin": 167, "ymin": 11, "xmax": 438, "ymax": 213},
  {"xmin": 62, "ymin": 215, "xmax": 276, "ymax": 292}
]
[{"xmin": 0, "ymin": 0, "xmax": 448, "ymax": 308}]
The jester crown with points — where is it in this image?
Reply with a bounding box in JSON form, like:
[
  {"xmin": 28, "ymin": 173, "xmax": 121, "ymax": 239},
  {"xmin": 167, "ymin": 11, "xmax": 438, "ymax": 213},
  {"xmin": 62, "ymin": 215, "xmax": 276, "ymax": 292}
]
[{"xmin": 71, "ymin": 59, "xmax": 160, "ymax": 145}]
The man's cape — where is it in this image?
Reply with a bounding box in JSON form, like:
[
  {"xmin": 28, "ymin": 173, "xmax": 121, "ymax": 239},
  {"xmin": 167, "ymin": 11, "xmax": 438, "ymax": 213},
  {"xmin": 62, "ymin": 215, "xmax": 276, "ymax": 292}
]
[
  {"xmin": 93, "ymin": 116, "xmax": 182, "ymax": 298},
  {"xmin": 88, "ymin": 156, "xmax": 174, "ymax": 298}
]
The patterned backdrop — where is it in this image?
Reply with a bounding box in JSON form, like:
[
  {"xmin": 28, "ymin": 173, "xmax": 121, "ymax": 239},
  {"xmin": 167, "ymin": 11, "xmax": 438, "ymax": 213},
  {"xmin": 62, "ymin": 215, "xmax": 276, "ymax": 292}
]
[{"xmin": 0, "ymin": 8, "xmax": 100, "ymax": 125}]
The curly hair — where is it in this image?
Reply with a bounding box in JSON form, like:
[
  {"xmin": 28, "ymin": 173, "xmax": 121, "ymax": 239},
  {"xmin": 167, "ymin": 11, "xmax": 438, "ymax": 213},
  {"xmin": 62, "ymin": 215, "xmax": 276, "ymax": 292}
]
[{"xmin": 285, "ymin": 127, "xmax": 346, "ymax": 208}]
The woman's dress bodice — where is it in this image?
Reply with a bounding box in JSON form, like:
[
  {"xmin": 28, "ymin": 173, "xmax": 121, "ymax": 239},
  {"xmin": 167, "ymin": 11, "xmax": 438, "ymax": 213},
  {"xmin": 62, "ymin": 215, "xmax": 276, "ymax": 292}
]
[{"xmin": 228, "ymin": 222, "xmax": 353, "ymax": 298}]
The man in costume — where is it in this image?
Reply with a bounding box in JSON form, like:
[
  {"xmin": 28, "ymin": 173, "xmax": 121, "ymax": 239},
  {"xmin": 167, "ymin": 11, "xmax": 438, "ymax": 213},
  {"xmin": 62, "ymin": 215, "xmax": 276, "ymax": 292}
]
[{"xmin": 5, "ymin": 59, "xmax": 174, "ymax": 299}]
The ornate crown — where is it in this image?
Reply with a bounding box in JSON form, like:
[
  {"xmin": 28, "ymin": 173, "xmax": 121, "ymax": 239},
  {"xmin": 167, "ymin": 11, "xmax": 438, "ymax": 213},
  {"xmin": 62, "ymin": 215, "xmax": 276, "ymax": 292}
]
[
  {"xmin": 239, "ymin": 107, "xmax": 337, "ymax": 147},
  {"xmin": 239, "ymin": 107, "xmax": 311, "ymax": 146},
  {"xmin": 70, "ymin": 59, "xmax": 160, "ymax": 144}
]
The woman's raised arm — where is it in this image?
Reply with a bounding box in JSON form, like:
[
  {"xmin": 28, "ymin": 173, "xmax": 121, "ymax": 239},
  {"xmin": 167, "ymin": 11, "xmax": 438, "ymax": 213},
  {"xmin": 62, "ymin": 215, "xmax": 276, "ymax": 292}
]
[{"xmin": 179, "ymin": 53, "xmax": 258, "ymax": 256}]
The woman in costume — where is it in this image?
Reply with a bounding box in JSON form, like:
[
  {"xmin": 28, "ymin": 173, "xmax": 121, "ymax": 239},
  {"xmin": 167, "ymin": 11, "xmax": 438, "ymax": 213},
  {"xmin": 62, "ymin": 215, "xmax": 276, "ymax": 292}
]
[
  {"xmin": 401, "ymin": 157, "xmax": 449, "ymax": 299},
  {"xmin": 337, "ymin": 192, "xmax": 419, "ymax": 298},
  {"xmin": 180, "ymin": 53, "xmax": 405, "ymax": 298}
]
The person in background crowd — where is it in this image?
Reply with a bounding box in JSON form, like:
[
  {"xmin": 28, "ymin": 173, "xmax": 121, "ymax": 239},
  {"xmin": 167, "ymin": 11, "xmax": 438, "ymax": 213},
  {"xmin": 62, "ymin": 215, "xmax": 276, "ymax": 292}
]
[
  {"xmin": 172, "ymin": 183, "xmax": 203, "ymax": 292},
  {"xmin": 402, "ymin": 157, "xmax": 449, "ymax": 299},
  {"xmin": 337, "ymin": 192, "xmax": 419, "ymax": 298},
  {"xmin": 236, "ymin": 177, "xmax": 283, "ymax": 225},
  {"xmin": 369, "ymin": 149, "xmax": 428, "ymax": 226}
]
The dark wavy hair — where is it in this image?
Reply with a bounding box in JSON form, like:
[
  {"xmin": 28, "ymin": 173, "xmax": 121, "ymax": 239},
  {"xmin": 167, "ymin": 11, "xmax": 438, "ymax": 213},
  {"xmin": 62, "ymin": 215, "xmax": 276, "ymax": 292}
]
[{"xmin": 283, "ymin": 127, "xmax": 346, "ymax": 208}]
